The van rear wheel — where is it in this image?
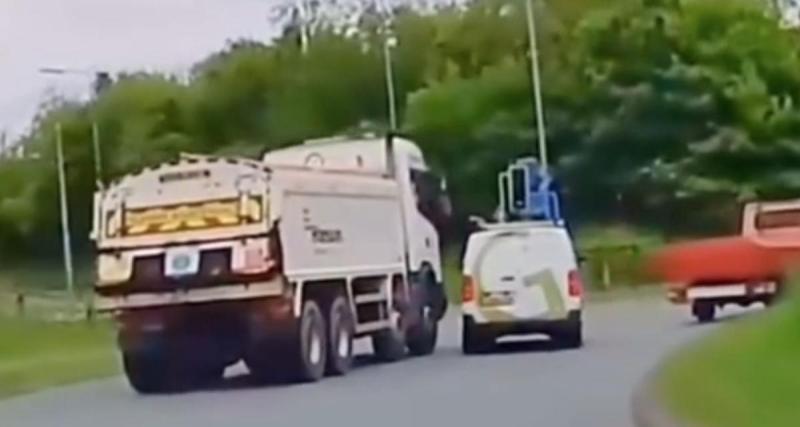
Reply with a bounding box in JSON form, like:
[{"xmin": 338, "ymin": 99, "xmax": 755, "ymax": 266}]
[
  {"xmin": 554, "ymin": 311, "xmax": 583, "ymax": 349},
  {"xmin": 462, "ymin": 316, "xmax": 493, "ymax": 355}
]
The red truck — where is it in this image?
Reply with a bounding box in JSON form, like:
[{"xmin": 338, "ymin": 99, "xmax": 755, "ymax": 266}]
[{"xmin": 651, "ymin": 200, "xmax": 800, "ymax": 322}]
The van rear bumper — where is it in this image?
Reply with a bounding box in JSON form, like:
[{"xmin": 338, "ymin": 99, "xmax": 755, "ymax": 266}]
[{"xmin": 465, "ymin": 310, "xmax": 581, "ymax": 337}]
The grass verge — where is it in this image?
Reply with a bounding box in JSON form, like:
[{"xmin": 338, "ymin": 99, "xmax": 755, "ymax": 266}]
[
  {"xmin": 0, "ymin": 317, "xmax": 118, "ymax": 399},
  {"xmin": 659, "ymin": 299, "xmax": 800, "ymax": 427}
]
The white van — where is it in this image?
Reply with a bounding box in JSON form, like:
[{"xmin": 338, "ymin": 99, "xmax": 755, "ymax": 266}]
[{"xmin": 461, "ymin": 220, "xmax": 584, "ymax": 353}]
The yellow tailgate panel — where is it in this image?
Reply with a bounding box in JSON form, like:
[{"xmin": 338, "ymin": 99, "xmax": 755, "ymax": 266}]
[{"xmin": 124, "ymin": 199, "xmax": 252, "ymax": 236}]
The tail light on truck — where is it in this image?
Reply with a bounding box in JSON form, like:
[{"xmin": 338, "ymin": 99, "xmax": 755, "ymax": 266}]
[{"xmin": 568, "ymin": 270, "xmax": 584, "ymax": 298}]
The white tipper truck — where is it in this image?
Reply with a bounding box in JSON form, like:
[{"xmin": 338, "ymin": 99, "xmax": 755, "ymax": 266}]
[{"xmin": 91, "ymin": 135, "xmax": 451, "ymax": 393}]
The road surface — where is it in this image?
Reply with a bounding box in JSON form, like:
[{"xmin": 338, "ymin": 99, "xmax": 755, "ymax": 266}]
[{"xmin": 0, "ymin": 296, "xmax": 739, "ymax": 427}]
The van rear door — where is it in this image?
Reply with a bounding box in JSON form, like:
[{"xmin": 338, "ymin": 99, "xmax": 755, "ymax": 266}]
[{"xmin": 465, "ymin": 227, "xmax": 577, "ymax": 320}]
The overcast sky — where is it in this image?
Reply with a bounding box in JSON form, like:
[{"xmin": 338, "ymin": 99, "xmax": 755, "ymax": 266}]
[{"xmin": 0, "ymin": 0, "xmax": 281, "ymax": 141}]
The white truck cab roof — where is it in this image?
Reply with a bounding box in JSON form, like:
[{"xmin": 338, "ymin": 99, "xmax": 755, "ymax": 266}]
[{"xmin": 262, "ymin": 135, "xmax": 429, "ymax": 174}]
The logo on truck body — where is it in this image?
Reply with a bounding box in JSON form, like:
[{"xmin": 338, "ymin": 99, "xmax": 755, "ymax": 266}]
[{"xmin": 306, "ymin": 226, "xmax": 343, "ymax": 244}]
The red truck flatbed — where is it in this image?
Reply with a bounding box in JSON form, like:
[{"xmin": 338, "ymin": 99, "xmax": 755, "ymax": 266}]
[
  {"xmin": 650, "ymin": 234, "xmax": 800, "ymax": 286},
  {"xmin": 648, "ymin": 200, "xmax": 800, "ymax": 322}
]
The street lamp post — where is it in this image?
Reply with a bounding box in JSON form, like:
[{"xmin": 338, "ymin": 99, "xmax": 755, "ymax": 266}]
[
  {"xmin": 524, "ymin": 0, "xmax": 549, "ymax": 171},
  {"xmin": 295, "ymin": 0, "xmax": 310, "ymax": 54},
  {"xmin": 377, "ymin": 0, "xmax": 398, "ymax": 132},
  {"xmin": 91, "ymin": 121, "xmax": 102, "ymax": 189},
  {"xmin": 55, "ymin": 123, "xmax": 75, "ymax": 298},
  {"xmin": 384, "ymin": 36, "xmax": 398, "ymax": 131},
  {"xmin": 0, "ymin": 131, "xmax": 7, "ymax": 159},
  {"xmin": 40, "ymin": 67, "xmax": 105, "ymax": 189},
  {"xmin": 40, "ymin": 66, "xmax": 108, "ymax": 299}
]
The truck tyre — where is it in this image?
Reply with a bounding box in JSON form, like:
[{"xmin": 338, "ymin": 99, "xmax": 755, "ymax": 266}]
[
  {"xmin": 246, "ymin": 300, "xmax": 327, "ymax": 383},
  {"xmin": 198, "ymin": 365, "xmax": 226, "ymax": 386},
  {"xmin": 372, "ymin": 278, "xmax": 409, "ymax": 362},
  {"xmin": 462, "ymin": 316, "xmax": 493, "ymax": 355},
  {"xmin": 325, "ymin": 295, "xmax": 354, "ymax": 376},
  {"xmin": 244, "ymin": 337, "xmax": 285, "ymax": 384},
  {"xmin": 406, "ymin": 274, "xmax": 438, "ymax": 356},
  {"xmin": 693, "ymin": 300, "xmax": 716, "ymax": 323},
  {"xmin": 372, "ymin": 317, "xmax": 407, "ymax": 362},
  {"xmin": 766, "ymin": 278, "xmax": 786, "ymax": 307},
  {"xmin": 293, "ymin": 300, "xmax": 328, "ymax": 382},
  {"xmin": 122, "ymin": 350, "xmax": 171, "ymax": 394}
]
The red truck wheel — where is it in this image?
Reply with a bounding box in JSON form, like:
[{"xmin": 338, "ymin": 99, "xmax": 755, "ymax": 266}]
[{"xmin": 692, "ymin": 300, "xmax": 716, "ymax": 323}]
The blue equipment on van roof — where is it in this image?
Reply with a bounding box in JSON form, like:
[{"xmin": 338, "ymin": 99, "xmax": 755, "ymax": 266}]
[{"xmin": 500, "ymin": 157, "xmax": 565, "ymax": 226}]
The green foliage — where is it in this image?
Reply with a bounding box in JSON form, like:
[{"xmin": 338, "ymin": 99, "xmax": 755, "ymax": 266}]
[
  {"xmin": 0, "ymin": 0, "xmax": 797, "ymax": 262},
  {"xmin": 660, "ymin": 289, "xmax": 800, "ymax": 427}
]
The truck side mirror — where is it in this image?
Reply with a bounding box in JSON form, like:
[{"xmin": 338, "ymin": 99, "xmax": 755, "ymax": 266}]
[
  {"xmin": 437, "ymin": 178, "xmax": 453, "ymax": 218},
  {"xmin": 469, "ymin": 215, "xmax": 488, "ymax": 229},
  {"xmin": 438, "ymin": 193, "xmax": 453, "ymax": 219}
]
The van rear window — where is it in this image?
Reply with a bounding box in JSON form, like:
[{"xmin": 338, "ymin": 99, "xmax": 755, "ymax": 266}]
[{"xmin": 755, "ymin": 209, "xmax": 800, "ymax": 230}]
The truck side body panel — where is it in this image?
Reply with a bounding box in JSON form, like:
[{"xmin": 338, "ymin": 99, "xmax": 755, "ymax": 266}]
[
  {"xmin": 262, "ymin": 136, "xmax": 445, "ymax": 282},
  {"xmin": 273, "ymin": 169, "xmax": 406, "ymax": 282}
]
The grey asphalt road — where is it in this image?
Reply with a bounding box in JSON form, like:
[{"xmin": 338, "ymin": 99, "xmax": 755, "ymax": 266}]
[{"xmin": 0, "ymin": 296, "xmax": 739, "ymax": 427}]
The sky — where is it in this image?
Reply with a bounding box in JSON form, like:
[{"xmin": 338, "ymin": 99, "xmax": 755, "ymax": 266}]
[{"xmin": 0, "ymin": 0, "xmax": 281, "ymax": 141}]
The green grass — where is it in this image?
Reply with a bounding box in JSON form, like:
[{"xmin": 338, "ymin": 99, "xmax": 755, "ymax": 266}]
[
  {"xmin": 660, "ymin": 298, "xmax": 800, "ymax": 427},
  {"xmin": 0, "ymin": 261, "xmax": 93, "ymax": 293},
  {"xmin": 0, "ymin": 316, "xmax": 117, "ymax": 398},
  {"xmin": 576, "ymin": 225, "xmax": 665, "ymax": 289},
  {"xmin": 575, "ymin": 224, "xmax": 665, "ymax": 251},
  {"xmin": 444, "ymin": 250, "xmax": 463, "ymax": 304}
]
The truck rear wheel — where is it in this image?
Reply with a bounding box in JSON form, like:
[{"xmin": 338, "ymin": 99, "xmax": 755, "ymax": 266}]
[
  {"xmin": 406, "ymin": 276, "xmax": 439, "ymax": 356},
  {"xmin": 325, "ymin": 295, "xmax": 354, "ymax": 376},
  {"xmin": 462, "ymin": 316, "xmax": 493, "ymax": 355},
  {"xmin": 244, "ymin": 338, "xmax": 284, "ymax": 383},
  {"xmin": 245, "ymin": 300, "xmax": 327, "ymax": 383},
  {"xmin": 198, "ymin": 365, "xmax": 226, "ymax": 385},
  {"xmin": 692, "ymin": 300, "xmax": 716, "ymax": 323},
  {"xmin": 372, "ymin": 313, "xmax": 407, "ymax": 362},
  {"xmin": 122, "ymin": 349, "xmax": 172, "ymax": 394},
  {"xmin": 372, "ymin": 279, "xmax": 408, "ymax": 362},
  {"xmin": 293, "ymin": 300, "xmax": 328, "ymax": 382}
]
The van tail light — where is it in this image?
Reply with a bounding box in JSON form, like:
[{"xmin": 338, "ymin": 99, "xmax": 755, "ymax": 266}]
[
  {"xmin": 462, "ymin": 275, "xmax": 477, "ymax": 303},
  {"xmin": 568, "ymin": 270, "xmax": 584, "ymax": 298}
]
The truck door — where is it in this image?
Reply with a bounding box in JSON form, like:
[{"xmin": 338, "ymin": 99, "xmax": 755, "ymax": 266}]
[{"xmin": 410, "ymin": 168, "xmax": 452, "ymax": 240}]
